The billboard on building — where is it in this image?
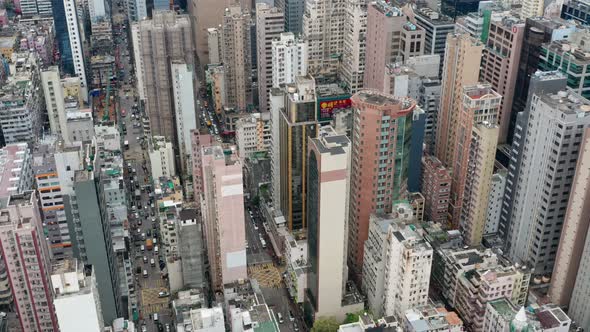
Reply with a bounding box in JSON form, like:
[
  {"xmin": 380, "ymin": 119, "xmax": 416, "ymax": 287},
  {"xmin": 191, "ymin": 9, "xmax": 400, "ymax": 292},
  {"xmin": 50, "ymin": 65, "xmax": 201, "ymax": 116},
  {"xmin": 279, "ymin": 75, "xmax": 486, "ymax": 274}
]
[{"xmin": 317, "ymin": 96, "xmax": 351, "ymax": 122}]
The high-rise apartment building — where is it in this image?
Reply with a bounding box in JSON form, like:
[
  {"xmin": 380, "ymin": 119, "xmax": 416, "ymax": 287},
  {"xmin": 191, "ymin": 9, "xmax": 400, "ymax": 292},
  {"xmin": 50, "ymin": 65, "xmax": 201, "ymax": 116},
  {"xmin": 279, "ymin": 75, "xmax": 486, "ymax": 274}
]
[
  {"xmin": 256, "ymin": 3, "xmax": 284, "ymax": 113},
  {"xmin": 499, "ymin": 71, "xmax": 567, "ymax": 248},
  {"xmin": 171, "ymin": 62, "xmax": 197, "ymax": 177},
  {"xmin": 200, "ymin": 145, "xmax": 247, "ymax": 290},
  {"xmin": 0, "ymin": 192, "xmax": 59, "ymax": 332},
  {"xmin": 67, "ymin": 169, "xmax": 121, "ymax": 324},
  {"xmin": 539, "ymin": 30, "xmax": 590, "ymax": 99},
  {"xmin": 275, "ymin": 0, "xmax": 304, "ymax": 34},
  {"xmin": 364, "ymin": 1, "xmax": 425, "ymax": 92},
  {"xmin": 448, "ymin": 84, "xmax": 500, "ymax": 230},
  {"xmin": 207, "ymin": 27, "xmax": 222, "ymax": 65},
  {"xmin": 480, "ymin": 13, "xmax": 524, "ymax": 143},
  {"xmin": 51, "ymin": 259, "xmax": 104, "ymax": 332},
  {"xmin": 413, "ymin": 8, "xmax": 455, "ymax": 73},
  {"xmin": 271, "ymin": 33, "xmax": 308, "ymax": 88},
  {"xmin": 570, "ymin": 199, "xmax": 590, "ymax": 331},
  {"xmin": 484, "ymin": 169, "xmax": 506, "ymax": 235},
  {"xmin": 550, "ymin": 128, "xmax": 590, "ymax": 307},
  {"xmin": 364, "ymin": 209, "xmax": 433, "ymax": 319},
  {"xmin": 348, "ymin": 90, "xmax": 418, "ymax": 283},
  {"xmin": 340, "ymin": 0, "xmax": 367, "ymax": 94},
  {"xmin": 222, "ymin": 5, "xmax": 253, "ymax": 111},
  {"xmin": 420, "ymin": 155, "xmax": 451, "ymax": 225},
  {"xmin": 177, "ymin": 209, "xmax": 205, "ymax": 289},
  {"xmin": 139, "ymin": 10, "xmax": 195, "ymax": 141},
  {"xmin": 306, "ymin": 126, "xmax": 363, "ymax": 321},
  {"xmin": 362, "ymin": 208, "xmax": 430, "ymax": 318},
  {"xmin": 458, "ymin": 122, "xmax": 499, "ymax": 246},
  {"xmin": 435, "ymin": 33, "xmax": 482, "ymax": 169},
  {"xmin": 508, "ymin": 89, "xmax": 590, "ymax": 274},
  {"xmin": 303, "ymin": 0, "xmax": 345, "ymax": 76},
  {"xmin": 270, "ymin": 76, "xmax": 318, "ymax": 231}
]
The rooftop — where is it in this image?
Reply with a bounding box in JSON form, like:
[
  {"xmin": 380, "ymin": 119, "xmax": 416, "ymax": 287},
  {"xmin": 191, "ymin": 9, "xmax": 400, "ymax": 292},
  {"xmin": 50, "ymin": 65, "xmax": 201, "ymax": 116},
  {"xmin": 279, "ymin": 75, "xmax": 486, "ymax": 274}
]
[
  {"xmin": 540, "ymin": 90, "xmax": 590, "ymax": 116},
  {"xmin": 353, "ymin": 90, "xmax": 416, "ymax": 110},
  {"xmin": 0, "ymin": 143, "xmax": 29, "ymax": 198}
]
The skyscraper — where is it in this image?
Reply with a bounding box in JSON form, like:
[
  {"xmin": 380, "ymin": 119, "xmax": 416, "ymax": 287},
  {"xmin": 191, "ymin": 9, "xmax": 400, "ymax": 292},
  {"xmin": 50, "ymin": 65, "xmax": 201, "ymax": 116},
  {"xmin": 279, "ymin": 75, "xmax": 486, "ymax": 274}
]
[
  {"xmin": 222, "ymin": 5, "xmax": 253, "ymax": 111},
  {"xmin": 458, "ymin": 122, "xmax": 499, "ymax": 246},
  {"xmin": 306, "ymin": 126, "xmax": 363, "ymax": 321},
  {"xmin": 508, "ymin": 89, "xmax": 590, "ymax": 274},
  {"xmin": 364, "ymin": 1, "xmax": 425, "ymax": 92},
  {"xmin": 171, "ymin": 62, "xmax": 197, "ymax": 177},
  {"xmin": 200, "ymin": 145, "xmax": 247, "ymax": 290},
  {"xmin": 420, "ymin": 155, "xmax": 451, "ymax": 225},
  {"xmin": 413, "ymin": 8, "xmax": 455, "ymax": 74},
  {"xmin": 303, "ymin": 0, "xmax": 345, "ymax": 76},
  {"xmin": 0, "ymin": 192, "xmax": 59, "ymax": 332},
  {"xmin": 256, "ymin": 3, "xmax": 284, "ymax": 113},
  {"xmin": 449, "ymin": 84, "xmax": 501, "ymax": 229},
  {"xmin": 479, "ymin": 13, "xmax": 524, "ymax": 143},
  {"xmin": 270, "ymin": 76, "xmax": 317, "ymax": 231},
  {"xmin": 550, "ymin": 127, "xmax": 590, "ymax": 307},
  {"xmin": 347, "ymin": 90, "xmax": 418, "ymax": 283},
  {"xmin": 340, "ymin": 0, "xmax": 367, "ymax": 94},
  {"xmin": 508, "ymin": 17, "xmax": 576, "ymax": 142},
  {"xmin": 139, "ymin": 10, "xmax": 195, "ymax": 141},
  {"xmin": 499, "ymin": 71, "xmax": 567, "ymax": 248},
  {"xmin": 435, "ymin": 33, "xmax": 482, "ymax": 168}
]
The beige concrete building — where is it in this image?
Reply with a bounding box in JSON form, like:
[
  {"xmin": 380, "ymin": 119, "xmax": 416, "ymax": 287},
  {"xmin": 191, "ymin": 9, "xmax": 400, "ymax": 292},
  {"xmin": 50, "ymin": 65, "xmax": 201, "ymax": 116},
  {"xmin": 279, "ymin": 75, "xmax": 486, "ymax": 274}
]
[
  {"xmin": 207, "ymin": 27, "xmax": 222, "ymax": 65},
  {"xmin": 139, "ymin": 11, "xmax": 195, "ymax": 141},
  {"xmin": 222, "ymin": 5, "xmax": 253, "ymax": 111},
  {"xmin": 435, "ymin": 33, "xmax": 482, "ymax": 195},
  {"xmin": 256, "ymin": 3, "xmax": 284, "ymax": 113},
  {"xmin": 459, "ymin": 122, "xmax": 499, "ymax": 246}
]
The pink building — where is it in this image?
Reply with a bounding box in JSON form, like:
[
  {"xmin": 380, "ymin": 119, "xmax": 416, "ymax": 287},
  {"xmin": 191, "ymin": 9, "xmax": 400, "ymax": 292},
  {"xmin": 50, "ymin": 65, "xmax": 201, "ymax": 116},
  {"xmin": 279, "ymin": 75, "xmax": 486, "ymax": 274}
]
[
  {"xmin": 191, "ymin": 130, "xmax": 213, "ymax": 206},
  {"xmin": 420, "ymin": 155, "xmax": 451, "ymax": 225},
  {"xmin": 480, "ymin": 13, "xmax": 524, "ymax": 143},
  {"xmin": 200, "ymin": 145, "xmax": 247, "ymax": 290},
  {"xmin": 0, "ymin": 192, "xmax": 59, "ymax": 332},
  {"xmin": 364, "ymin": 1, "xmax": 424, "ymax": 92},
  {"xmin": 348, "ymin": 90, "xmax": 417, "ymax": 283}
]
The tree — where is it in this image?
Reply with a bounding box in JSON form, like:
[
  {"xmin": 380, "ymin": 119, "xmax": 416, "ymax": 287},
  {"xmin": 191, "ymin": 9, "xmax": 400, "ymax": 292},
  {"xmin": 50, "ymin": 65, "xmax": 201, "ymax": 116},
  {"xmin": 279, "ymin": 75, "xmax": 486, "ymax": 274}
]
[
  {"xmin": 342, "ymin": 310, "xmax": 369, "ymax": 324},
  {"xmin": 312, "ymin": 317, "xmax": 340, "ymax": 332}
]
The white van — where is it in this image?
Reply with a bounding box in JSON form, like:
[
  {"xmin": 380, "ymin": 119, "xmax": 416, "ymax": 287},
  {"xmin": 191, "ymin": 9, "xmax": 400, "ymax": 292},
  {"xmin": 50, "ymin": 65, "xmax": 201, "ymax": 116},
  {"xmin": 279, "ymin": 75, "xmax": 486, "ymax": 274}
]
[
  {"xmin": 277, "ymin": 313, "xmax": 284, "ymax": 324},
  {"xmin": 140, "ymin": 245, "xmax": 145, "ymax": 252},
  {"xmin": 150, "ymin": 258, "xmax": 155, "ymax": 267},
  {"xmin": 142, "ymin": 270, "xmax": 148, "ymax": 278},
  {"xmin": 154, "ymin": 246, "xmax": 159, "ymax": 254}
]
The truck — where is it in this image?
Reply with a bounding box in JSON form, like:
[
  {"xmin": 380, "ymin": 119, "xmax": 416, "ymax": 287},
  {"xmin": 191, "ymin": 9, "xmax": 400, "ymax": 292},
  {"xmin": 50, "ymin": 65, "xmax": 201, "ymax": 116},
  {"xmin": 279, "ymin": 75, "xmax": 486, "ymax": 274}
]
[{"xmin": 146, "ymin": 239, "xmax": 153, "ymax": 250}]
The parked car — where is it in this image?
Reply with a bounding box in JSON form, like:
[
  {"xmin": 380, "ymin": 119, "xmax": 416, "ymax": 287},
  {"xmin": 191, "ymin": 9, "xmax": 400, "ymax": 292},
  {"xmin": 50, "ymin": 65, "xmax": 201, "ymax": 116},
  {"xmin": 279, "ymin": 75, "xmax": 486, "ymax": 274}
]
[{"xmin": 158, "ymin": 291, "xmax": 170, "ymax": 298}]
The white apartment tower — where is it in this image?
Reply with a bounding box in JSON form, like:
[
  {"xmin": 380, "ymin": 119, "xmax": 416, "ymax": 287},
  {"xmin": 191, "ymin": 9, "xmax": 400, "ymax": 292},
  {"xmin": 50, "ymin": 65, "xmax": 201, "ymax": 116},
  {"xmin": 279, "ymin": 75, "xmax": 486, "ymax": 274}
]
[
  {"xmin": 256, "ymin": 3, "xmax": 285, "ymax": 113},
  {"xmin": 303, "ymin": 0, "xmax": 346, "ymax": 76},
  {"xmin": 382, "ymin": 211, "xmax": 432, "ymax": 319},
  {"xmin": 271, "ymin": 33, "xmax": 308, "ymax": 88},
  {"xmin": 64, "ymin": 0, "xmax": 88, "ymax": 98},
  {"xmin": 306, "ymin": 126, "xmax": 363, "ymax": 320},
  {"xmin": 41, "ymin": 67, "xmax": 68, "ymax": 139},
  {"xmin": 171, "ymin": 62, "xmax": 197, "ymax": 177},
  {"xmin": 508, "ymin": 90, "xmax": 590, "ymax": 275}
]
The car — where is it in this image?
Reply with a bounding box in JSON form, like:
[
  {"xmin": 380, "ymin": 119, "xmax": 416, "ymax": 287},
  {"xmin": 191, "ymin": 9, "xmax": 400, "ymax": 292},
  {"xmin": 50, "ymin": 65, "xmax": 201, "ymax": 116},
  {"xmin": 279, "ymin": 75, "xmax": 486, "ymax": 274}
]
[
  {"xmin": 140, "ymin": 245, "xmax": 145, "ymax": 252},
  {"xmin": 289, "ymin": 311, "xmax": 295, "ymax": 322},
  {"xmin": 158, "ymin": 291, "xmax": 170, "ymax": 298},
  {"xmin": 153, "ymin": 313, "xmax": 158, "ymax": 321},
  {"xmin": 146, "ymin": 230, "xmax": 152, "ymax": 237},
  {"xmin": 293, "ymin": 323, "xmax": 299, "ymax": 332},
  {"xmin": 141, "ymin": 233, "xmax": 146, "ymax": 240},
  {"xmin": 135, "ymin": 267, "xmax": 142, "ymax": 274},
  {"xmin": 143, "ymin": 270, "xmax": 148, "ymax": 278},
  {"xmin": 277, "ymin": 313, "xmax": 284, "ymax": 324},
  {"xmin": 151, "ymin": 258, "xmax": 155, "ymax": 267},
  {"xmin": 152, "ymin": 217, "xmax": 156, "ymax": 222},
  {"xmin": 143, "ymin": 256, "xmax": 148, "ymax": 263},
  {"xmin": 137, "ymin": 219, "xmax": 142, "ymax": 226},
  {"xmin": 254, "ymin": 224, "xmax": 259, "ymax": 231},
  {"xmin": 165, "ymin": 324, "xmax": 171, "ymax": 332},
  {"xmin": 141, "ymin": 325, "xmax": 147, "ymax": 332}
]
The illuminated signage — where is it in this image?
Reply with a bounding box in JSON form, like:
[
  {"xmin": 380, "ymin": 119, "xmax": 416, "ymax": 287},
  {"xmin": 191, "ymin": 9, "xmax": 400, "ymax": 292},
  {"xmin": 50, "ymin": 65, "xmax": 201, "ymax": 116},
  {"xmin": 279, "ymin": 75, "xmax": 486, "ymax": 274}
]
[{"xmin": 317, "ymin": 96, "xmax": 351, "ymax": 122}]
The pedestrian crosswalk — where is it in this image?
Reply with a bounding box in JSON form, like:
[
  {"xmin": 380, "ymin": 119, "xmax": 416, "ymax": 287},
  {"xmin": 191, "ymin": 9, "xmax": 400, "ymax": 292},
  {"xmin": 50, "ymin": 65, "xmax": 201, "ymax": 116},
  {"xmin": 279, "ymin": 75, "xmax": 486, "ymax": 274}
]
[
  {"xmin": 248, "ymin": 263, "xmax": 283, "ymax": 288},
  {"xmin": 141, "ymin": 287, "xmax": 168, "ymax": 314}
]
